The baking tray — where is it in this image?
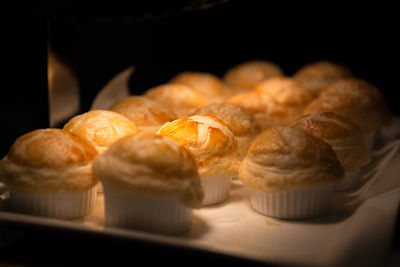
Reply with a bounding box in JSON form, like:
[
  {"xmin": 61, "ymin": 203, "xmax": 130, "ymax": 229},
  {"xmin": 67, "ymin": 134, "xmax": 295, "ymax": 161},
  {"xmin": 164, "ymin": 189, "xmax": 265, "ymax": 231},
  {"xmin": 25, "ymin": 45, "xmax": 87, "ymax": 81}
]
[
  {"xmin": 1, "ymin": 120, "xmax": 400, "ymax": 266},
  {"xmin": 2, "ymin": 66, "xmax": 400, "ymax": 266}
]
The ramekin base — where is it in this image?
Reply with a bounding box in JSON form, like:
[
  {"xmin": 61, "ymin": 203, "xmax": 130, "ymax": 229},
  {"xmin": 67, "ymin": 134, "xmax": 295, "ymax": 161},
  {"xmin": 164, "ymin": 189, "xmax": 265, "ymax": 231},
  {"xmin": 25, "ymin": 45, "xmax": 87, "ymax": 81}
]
[
  {"xmin": 103, "ymin": 185, "xmax": 192, "ymax": 235},
  {"xmin": 10, "ymin": 186, "xmax": 97, "ymax": 219},
  {"xmin": 201, "ymin": 175, "xmax": 232, "ymax": 205},
  {"xmin": 249, "ymin": 184, "xmax": 334, "ymax": 219}
]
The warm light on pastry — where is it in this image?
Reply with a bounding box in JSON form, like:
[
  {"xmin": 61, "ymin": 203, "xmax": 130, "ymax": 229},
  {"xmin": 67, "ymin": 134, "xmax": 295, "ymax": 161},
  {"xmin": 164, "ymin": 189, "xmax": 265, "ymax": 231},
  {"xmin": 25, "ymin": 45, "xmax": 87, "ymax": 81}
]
[
  {"xmin": 63, "ymin": 110, "xmax": 139, "ymax": 153},
  {"xmin": 291, "ymin": 112, "xmax": 371, "ymax": 171},
  {"xmin": 0, "ymin": 128, "xmax": 99, "ymax": 219},
  {"xmin": 303, "ymin": 78, "xmax": 392, "ymax": 133},
  {"xmin": 293, "ymin": 60, "xmax": 353, "ymax": 97},
  {"xmin": 227, "ymin": 77, "xmax": 313, "ymax": 129},
  {"xmin": 144, "ymin": 83, "xmax": 207, "ymax": 117},
  {"xmin": 290, "ymin": 112, "xmax": 372, "ymax": 191},
  {"xmin": 169, "ymin": 71, "xmax": 229, "ymax": 102},
  {"xmin": 223, "ymin": 60, "xmax": 284, "ymax": 92},
  {"xmin": 158, "ymin": 115, "xmax": 240, "ymax": 205},
  {"xmin": 194, "ymin": 102, "xmax": 261, "ymax": 159},
  {"xmin": 0, "ymin": 128, "xmax": 98, "ymax": 194},
  {"xmin": 239, "ymin": 126, "xmax": 344, "ymax": 193},
  {"xmin": 93, "ymin": 131, "xmax": 204, "ymax": 208},
  {"xmin": 239, "ymin": 126, "xmax": 344, "ymax": 219},
  {"xmin": 109, "ymin": 96, "xmax": 177, "ymax": 133},
  {"xmin": 93, "ymin": 131, "xmax": 204, "ymax": 234},
  {"xmin": 158, "ymin": 115, "xmax": 239, "ymax": 178},
  {"xmin": 226, "ymin": 91, "xmax": 272, "ymax": 129},
  {"xmin": 253, "ymin": 77, "xmax": 312, "ymax": 113}
]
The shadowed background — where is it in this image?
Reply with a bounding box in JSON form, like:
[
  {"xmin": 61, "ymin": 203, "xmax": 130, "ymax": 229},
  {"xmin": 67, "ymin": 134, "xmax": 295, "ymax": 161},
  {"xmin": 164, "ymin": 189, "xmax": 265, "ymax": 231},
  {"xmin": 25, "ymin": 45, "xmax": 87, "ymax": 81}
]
[{"xmin": 1, "ymin": 1, "xmax": 399, "ymax": 265}]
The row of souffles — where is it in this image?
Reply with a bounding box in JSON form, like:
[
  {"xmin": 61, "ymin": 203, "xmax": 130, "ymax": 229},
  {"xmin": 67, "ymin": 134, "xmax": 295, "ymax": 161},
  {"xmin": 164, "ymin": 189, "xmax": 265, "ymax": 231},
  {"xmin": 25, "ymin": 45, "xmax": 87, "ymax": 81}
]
[{"xmin": 2, "ymin": 169, "xmax": 364, "ymax": 236}]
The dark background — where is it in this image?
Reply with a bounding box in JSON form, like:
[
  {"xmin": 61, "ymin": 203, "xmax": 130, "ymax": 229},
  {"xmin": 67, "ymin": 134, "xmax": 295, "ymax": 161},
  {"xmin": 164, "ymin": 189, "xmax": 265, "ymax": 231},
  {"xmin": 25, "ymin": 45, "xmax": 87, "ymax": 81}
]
[
  {"xmin": 2, "ymin": 0, "xmax": 399, "ymax": 156},
  {"xmin": 1, "ymin": 1, "xmax": 399, "ymax": 265}
]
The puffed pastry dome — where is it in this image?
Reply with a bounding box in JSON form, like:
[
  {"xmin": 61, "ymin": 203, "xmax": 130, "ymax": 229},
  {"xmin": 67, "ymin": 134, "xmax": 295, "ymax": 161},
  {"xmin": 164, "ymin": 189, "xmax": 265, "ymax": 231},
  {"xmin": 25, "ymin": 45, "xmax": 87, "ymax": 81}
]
[
  {"xmin": 226, "ymin": 91, "xmax": 272, "ymax": 129},
  {"xmin": 109, "ymin": 96, "xmax": 177, "ymax": 132},
  {"xmin": 0, "ymin": 129, "xmax": 98, "ymax": 193},
  {"xmin": 193, "ymin": 102, "xmax": 261, "ymax": 158},
  {"xmin": 239, "ymin": 126, "xmax": 344, "ymax": 193},
  {"xmin": 63, "ymin": 110, "xmax": 139, "ymax": 153},
  {"xmin": 303, "ymin": 78, "xmax": 392, "ymax": 132},
  {"xmin": 290, "ymin": 112, "xmax": 371, "ymax": 171},
  {"xmin": 92, "ymin": 132, "xmax": 204, "ymax": 208},
  {"xmin": 232, "ymin": 77, "xmax": 313, "ymax": 128},
  {"xmin": 158, "ymin": 115, "xmax": 239, "ymax": 178},
  {"xmin": 223, "ymin": 60, "xmax": 284, "ymax": 92},
  {"xmin": 144, "ymin": 84, "xmax": 207, "ymax": 117},
  {"xmin": 169, "ymin": 72, "xmax": 229, "ymax": 102},
  {"xmin": 293, "ymin": 60, "xmax": 353, "ymax": 97}
]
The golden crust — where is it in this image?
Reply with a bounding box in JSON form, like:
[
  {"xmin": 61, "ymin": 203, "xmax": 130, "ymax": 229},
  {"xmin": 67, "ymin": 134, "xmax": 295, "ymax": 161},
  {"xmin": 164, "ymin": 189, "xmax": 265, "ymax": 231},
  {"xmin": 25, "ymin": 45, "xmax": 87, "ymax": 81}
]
[
  {"xmin": 158, "ymin": 115, "xmax": 239, "ymax": 178},
  {"xmin": 193, "ymin": 102, "xmax": 261, "ymax": 158},
  {"xmin": 223, "ymin": 60, "xmax": 284, "ymax": 91},
  {"xmin": 8, "ymin": 129, "xmax": 97, "ymax": 168},
  {"xmin": 92, "ymin": 132, "xmax": 204, "ymax": 208},
  {"xmin": 303, "ymin": 78, "xmax": 392, "ymax": 132},
  {"xmin": 227, "ymin": 92, "xmax": 275, "ymax": 130},
  {"xmin": 227, "ymin": 91, "xmax": 267, "ymax": 115},
  {"xmin": 194, "ymin": 102, "xmax": 260, "ymax": 137},
  {"xmin": 109, "ymin": 96, "xmax": 176, "ymax": 131},
  {"xmin": 169, "ymin": 72, "xmax": 229, "ymax": 102},
  {"xmin": 294, "ymin": 61, "xmax": 353, "ymax": 97},
  {"xmin": 0, "ymin": 129, "xmax": 98, "ymax": 193},
  {"xmin": 228, "ymin": 77, "xmax": 313, "ymax": 128},
  {"xmin": 290, "ymin": 112, "xmax": 371, "ymax": 171},
  {"xmin": 63, "ymin": 110, "xmax": 139, "ymax": 153},
  {"xmin": 144, "ymin": 84, "xmax": 207, "ymax": 117},
  {"xmin": 239, "ymin": 126, "xmax": 344, "ymax": 193},
  {"xmin": 253, "ymin": 77, "xmax": 313, "ymax": 108}
]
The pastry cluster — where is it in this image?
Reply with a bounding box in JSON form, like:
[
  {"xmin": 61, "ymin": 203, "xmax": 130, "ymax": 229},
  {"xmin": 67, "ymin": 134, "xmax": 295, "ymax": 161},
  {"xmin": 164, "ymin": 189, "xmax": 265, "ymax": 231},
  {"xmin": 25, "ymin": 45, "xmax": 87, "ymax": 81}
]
[{"xmin": 0, "ymin": 60, "xmax": 392, "ymax": 227}]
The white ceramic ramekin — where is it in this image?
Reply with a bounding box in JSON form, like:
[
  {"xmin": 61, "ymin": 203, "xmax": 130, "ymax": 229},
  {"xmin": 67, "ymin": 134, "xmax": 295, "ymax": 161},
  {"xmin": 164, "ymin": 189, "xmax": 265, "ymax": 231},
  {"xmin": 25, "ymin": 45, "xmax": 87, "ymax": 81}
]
[
  {"xmin": 103, "ymin": 184, "xmax": 192, "ymax": 235},
  {"xmin": 249, "ymin": 184, "xmax": 334, "ymax": 219},
  {"xmin": 10, "ymin": 186, "xmax": 97, "ymax": 219},
  {"xmin": 201, "ymin": 175, "xmax": 232, "ymax": 205}
]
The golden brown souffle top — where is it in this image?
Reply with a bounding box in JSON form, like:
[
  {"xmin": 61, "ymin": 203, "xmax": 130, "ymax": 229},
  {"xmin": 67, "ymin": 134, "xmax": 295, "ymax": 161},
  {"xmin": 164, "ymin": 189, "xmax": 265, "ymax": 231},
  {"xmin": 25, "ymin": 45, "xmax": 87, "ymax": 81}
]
[
  {"xmin": 228, "ymin": 77, "xmax": 313, "ymax": 129},
  {"xmin": 193, "ymin": 102, "xmax": 261, "ymax": 159},
  {"xmin": 92, "ymin": 132, "xmax": 204, "ymax": 208},
  {"xmin": 223, "ymin": 60, "xmax": 284, "ymax": 91},
  {"xmin": 303, "ymin": 78, "xmax": 392, "ymax": 132},
  {"xmin": 63, "ymin": 109, "xmax": 139, "ymax": 153},
  {"xmin": 109, "ymin": 96, "xmax": 177, "ymax": 128},
  {"xmin": 0, "ymin": 128, "xmax": 98, "ymax": 193},
  {"xmin": 194, "ymin": 102, "xmax": 261, "ymax": 137},
  {"xmin": 158, "ymin": 115, "xmax": 239, "ymax": 178},
  {"xmin": 144, "ymin": 84, "xmax": 207, "ymax": 117},
  {"xmin": 290, "ymin": 112, "xmax": 371, "ymax": 171},
  {"xmin": 294, "ymin": 60, "xmax": 353, "ymax": 97},
  {"xmin": 239, "ymin": 126, "xmax": 344, "ymax": 193},
  {"xmin": 169, "ymin": 71, "xmax": 230, "ymax": 102}
]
